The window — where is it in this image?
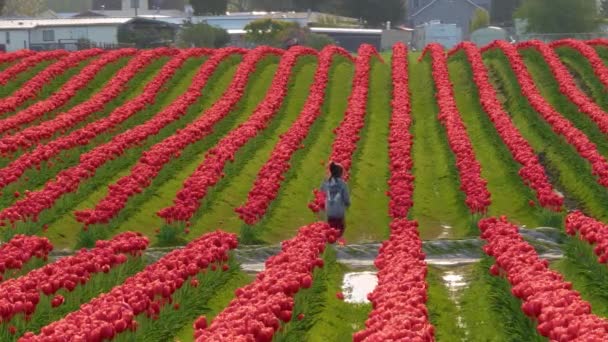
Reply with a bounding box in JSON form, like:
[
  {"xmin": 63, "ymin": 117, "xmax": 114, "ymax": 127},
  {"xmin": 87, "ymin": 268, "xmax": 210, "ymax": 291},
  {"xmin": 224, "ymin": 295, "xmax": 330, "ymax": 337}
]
[
  {"xmin": 5, "ymin": 32, "xmax": 9, "ymax": 44},
  {"xmin": 43, "ymin": 30, "xmax": 55, "ymax": 42},
  {"xmin": 148, "ymin": 0, "xmax": 185, "ymax": 10},
  {"xmin": 92, "ymin": 0, "xmax": 122, "ymax": 10}
]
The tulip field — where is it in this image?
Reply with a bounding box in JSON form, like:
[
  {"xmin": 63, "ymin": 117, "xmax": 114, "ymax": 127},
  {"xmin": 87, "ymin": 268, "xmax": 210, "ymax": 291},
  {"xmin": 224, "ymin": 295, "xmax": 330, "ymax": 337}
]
[{"xmin": 3, "ymin": 39, "xmax": 608, "ymax": 341}]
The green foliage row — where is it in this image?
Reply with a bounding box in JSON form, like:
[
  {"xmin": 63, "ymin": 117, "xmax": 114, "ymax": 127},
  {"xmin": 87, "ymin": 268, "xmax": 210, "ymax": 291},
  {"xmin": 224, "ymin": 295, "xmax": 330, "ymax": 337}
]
[{"xmin": 483, "ymin": 49, "xmax": 608, "ymax": 221}]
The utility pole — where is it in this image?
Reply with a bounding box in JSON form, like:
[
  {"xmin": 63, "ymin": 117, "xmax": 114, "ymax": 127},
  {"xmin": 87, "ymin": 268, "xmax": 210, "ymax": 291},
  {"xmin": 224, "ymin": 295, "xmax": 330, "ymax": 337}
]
[{"xmin": 131, "ymin": 0, "xmax": 139, "ymax": 16}]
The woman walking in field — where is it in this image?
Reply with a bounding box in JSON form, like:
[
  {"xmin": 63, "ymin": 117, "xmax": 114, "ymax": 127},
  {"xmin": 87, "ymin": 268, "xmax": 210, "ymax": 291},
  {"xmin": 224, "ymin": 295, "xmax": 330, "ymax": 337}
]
[{"xmin": 321, "ymin": 162, "xmax": 351, "ymax": 237}]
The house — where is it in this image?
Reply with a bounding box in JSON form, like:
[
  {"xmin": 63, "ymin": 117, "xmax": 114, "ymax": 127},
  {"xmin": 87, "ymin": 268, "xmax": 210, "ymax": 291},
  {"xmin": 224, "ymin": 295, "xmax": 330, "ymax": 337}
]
[
  {"xmin": 0, "ymin": 17, "xmax": 175, "ymax": 51},
  {"xmin": 407, "ymin": 0, "xmax": 492, "ymax": 37},
  {"xmin": 91, "ymin": 0, "xmax": 185, "ymax": 17}
]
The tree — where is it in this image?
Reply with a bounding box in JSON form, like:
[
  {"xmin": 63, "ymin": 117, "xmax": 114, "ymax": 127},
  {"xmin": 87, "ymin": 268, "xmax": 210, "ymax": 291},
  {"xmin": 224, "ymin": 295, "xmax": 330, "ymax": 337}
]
[
  {"xmin": 2, "ymin": 0, "xmax": 47, "ymax": 16},
  {"xmin": 244, "ymin": 19, "xmax": 335, "ymax": 50},
  {"xmin": 177, "ymin": 22, "xmax": 230, "ymax": 48},
  {"xmin": 347, "ymin": 0, "xmax": 406, "ymax": 27},
  {"xmin": 491, "ymin": 0, "xmax": 521, "ymax": 25},
  {"xmin": 602, "ymin": 0, "xmax": 608, "ymax": 17},
  {"xmin": 244, "ymin": 19, "xmax": 300, "ymax": 46},
  {"xmin": 248, "ymin": 0, "xmax": 293, "ymax": 11},
  {"xmin": 470, "ymin": 8, "xmax": 490, "ymax": 32},
  {"xmin": 190, "ymin": 0, "xmax": 227, "ymax": 15},
  {"xmin": 516, "ymin": 0, "xmax": 598, "ymax": 33},
  {"xmin": 292, "ymin": 0, "xmax": 324, "ymax": 11}
]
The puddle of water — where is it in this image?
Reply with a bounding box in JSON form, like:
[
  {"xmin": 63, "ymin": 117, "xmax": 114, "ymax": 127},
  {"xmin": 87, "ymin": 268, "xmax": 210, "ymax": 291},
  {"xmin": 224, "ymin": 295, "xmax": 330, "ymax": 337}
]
[
  {"xmin": 440, "ymin": 267, "xmax": 472, "ymax": 338},
  {"xmin": 342, "ymin": 271, "xmax": 378, "ymax": 304},
  {"xmin": 438, "ymin": 224, "xmax": 453, "ymax": 239}
]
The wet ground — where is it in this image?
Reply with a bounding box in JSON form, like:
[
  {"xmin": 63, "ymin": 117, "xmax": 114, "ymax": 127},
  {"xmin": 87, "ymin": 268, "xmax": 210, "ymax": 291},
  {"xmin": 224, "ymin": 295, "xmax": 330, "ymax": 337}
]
[{"xmin": 48, "ymin": 226, "xmax": 565, "ymax": 305}]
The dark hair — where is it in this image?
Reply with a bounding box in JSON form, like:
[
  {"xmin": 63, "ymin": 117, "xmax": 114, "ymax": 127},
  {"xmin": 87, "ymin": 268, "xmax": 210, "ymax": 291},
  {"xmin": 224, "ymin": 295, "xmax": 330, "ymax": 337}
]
[{"xmin": 329, "ymin": 161, "xmax": 343, "ymax": 180}]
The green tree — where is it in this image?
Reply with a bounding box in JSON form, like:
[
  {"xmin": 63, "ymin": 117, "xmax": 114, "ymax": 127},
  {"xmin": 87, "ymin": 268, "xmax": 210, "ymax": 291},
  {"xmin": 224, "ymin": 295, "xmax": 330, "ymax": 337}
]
[
  {"xmin": 602, "ymin": 0, "xmax": 608, "ymax": 17},
  {"xmin": 244, "ymin": 19, "xmax": 299, "ymax": 46},
  {"xmin": 304, "ymin": 32, "xmax": 335, "ymax": 49},
  {"xmin": 244, "ymin": 19, "xmax": 335, "ymax": 50},
  {"xmin": 190, "ymin": 0, "xmax": 227, "ymax": 15},
  {"xmin": 347, "ymin": 0, "xmax": 405, "ymax": 27},
  {"xmin": 516, "ymin": 0, "xmax": 598, "ymax": 33},
  {"xmin": 470, "ymin": 8, "xmax": 490, "ymax": 32},
  {"xmin": 293, "ymin": 0, "xmax": 324, "ymax": 11},
  {"xmin": 491, "ymin": 0, "xmax": 521, "ymax": 25},
  {"xmin": 48, "ymin": 0, "xmax": 92, "ymax": 12},
  {"xmin": 2, "ymin": 0, "xmax": 47, "ymax": 16},
  {"xmin": 177, "ymin": 22, "xmax": 230, "ymax": 48}
]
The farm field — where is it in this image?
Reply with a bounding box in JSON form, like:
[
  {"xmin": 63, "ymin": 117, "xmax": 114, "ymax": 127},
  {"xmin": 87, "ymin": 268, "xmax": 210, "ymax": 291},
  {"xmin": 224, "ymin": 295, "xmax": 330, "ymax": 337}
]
[{"xmin": 2, "ymin": 39, "xmax": 608, "ymax": 341}]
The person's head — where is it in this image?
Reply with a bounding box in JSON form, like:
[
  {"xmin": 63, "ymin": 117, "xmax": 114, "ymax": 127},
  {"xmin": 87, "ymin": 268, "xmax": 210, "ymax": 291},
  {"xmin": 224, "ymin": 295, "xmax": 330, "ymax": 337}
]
[{"xmin": 329, "ymin": 161, "xmax": 343, "ymax": 179}]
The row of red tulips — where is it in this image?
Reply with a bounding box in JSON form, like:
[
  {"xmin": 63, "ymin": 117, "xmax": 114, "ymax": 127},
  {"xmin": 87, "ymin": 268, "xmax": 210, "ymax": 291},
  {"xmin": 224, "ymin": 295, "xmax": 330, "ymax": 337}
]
[
  {"xmin": 0, "ymin": 49, "xmax": 104, "ymax": 116},
  {"xmin": 236, "ymin": 46, "xmax": 353, "ymax": 225},
  {"xmin": 194, "ymin": 222, "xmax": 338, "ymax": 341},
  {"xmin": 308, "ymin": 44, "xmax": 379, "ymax": 213},
  {"xmin": 565, "ymin": 211, "xmax": 608, "ymax": 264},
  {"xmin": 482, "ymin": 41, "xmax": 608, "ymax": 188},
  {"xmin": 0, "ymin": 48, "xmax": 138, "ymax": 136},
  {"xmin": 0, "ymin": 50, "xmax": 36, "ymax": 65},
  {"xmin": 423, "ymin": 43, "xmax": 491, "ymax": 214},
  {"xmin": 355, "ymin": 43, "xmax": 433, "ymax": 342},
  {"xmin": 74, "ymin": 46, "xmax": 282, "ymax": 227},
  {"xmin": 449, "ymin": 42, "xmax": 563, "ymax": 210},
  {"xmin": 0, "ymin": 48, "xmax": 241, "ymax": 225},
  {"xmin": 551, "ymin": 39, "xmax": 608, "ymax": 91},
  {"xmin": 354, "ymin": 219, "xmax": 433, "ymax": 342},
  {"xmin": 519, "ymin": 40, "xmax": 608, "ymax": 135},
  {"xmin": 0, "ymin": 232, "xmax": 148, "ymax": 325},
  {"xmin": 19, "ymin": 231, "xmax": 237, "ymax": 341},
  {"xmin": 0, "ymin": 49, "xmax": 209, "ymax": 190},
  {"xmin": 158, "ymin": 46, "xmax": 317, "ymax": 223},
  {"xmin": 0, "ymin": 235, "xmax": 52, "ymax": 282},
  {"xmin": 0, "ymin": 50, "xmax": 68, "ymax": 85},
  {"xmin": 386, "ymin": 42, "xmax": 415, "ymax": 219},
  {"xmin": 0, "ymin": 47, "xmax": 177, "ymax": 155},
  {"xmin": 480, "ymin": 216, "xmax": 608, "ymax": 341}
]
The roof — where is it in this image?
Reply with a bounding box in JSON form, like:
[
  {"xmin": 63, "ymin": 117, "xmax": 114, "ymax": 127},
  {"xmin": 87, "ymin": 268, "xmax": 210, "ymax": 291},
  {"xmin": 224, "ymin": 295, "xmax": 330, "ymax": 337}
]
[
  {"xmin": 227, "ymin": 27, "xmax": 382, "ymax": 36},
  {"xmin": 410, "ymin": 0, "xmax": 489, "ymax": 18},
  {"xmin": 310, "ymin": 27, "xmax": 382, "ymax": 34},
  {"xmin": 0, "ymin": 17, "xmax": 132, "ymax": 30}
]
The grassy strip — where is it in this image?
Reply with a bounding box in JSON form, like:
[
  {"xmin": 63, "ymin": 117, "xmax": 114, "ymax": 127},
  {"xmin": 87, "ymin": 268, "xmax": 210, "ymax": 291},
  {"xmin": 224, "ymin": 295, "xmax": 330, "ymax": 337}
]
[
  {"xmin": 1, "ymin": 56, "xmax": 103, "ymax": 121},
  {"xmin": 114, "ymin": 258, "xmax": 239, "ymax": 342},
  {"xmin": 160, "ymin": 57, "xmax": 318, "ymax": 244},
  {"xmin": 24, "ymin": 57, "xmax": 239, "ymax": 248},
  {"xmin": 20, "ymin": 57, "xmax": 134, "ymax": 136},
  {"xmin": 106, "ymin": 57, "xmax": 278, "ymax": 243},
  {"xmin": 426, "ymin": 266, "xmax": 466, "ymax": 341},
  {"xmin": 556, "ymin": 48, "xmax": 608, "ymax": 109},
  {"xmin": 0, "ymin": 57, "xmax": 208, "ymax": 211},
  {"xmin": 0, "ymin": 57, "xmax": 166, "ymax": 171},
  {"xmin": 1, "ymin": 257, "xmax": 146, "ymax": 340},
  {"xmin": 342, "ymin": 59, "xmax": 391, "ymax": 243},
  {"xmin": 409, "ymin": 54, "xmax": 472, "ymax": 239},
  {"xmin": 173, "ymin": 269, "xmax": 253, "ymax": 342},
  {"xmin": 0, "ymin": 61, "xmax": 54, "ymax": 99},
  {"xmin": 276, "ymin": 248, "xmax": 371, "ymax": 342},
  {"xmin": 448, "ymin": 55, "xmax": 550, "ymax": 227},
  {"xmin": 519, "ymin": 49, "xmax": 608, "ymax": 157},
  {"xmin": 594, "ymin": 46, "xmax": 608, "ymax": 63},
  {"xmin": 0, "ymin": 61, "xmax": 15, "ymax": 72},
  {"xmin": 551, "ymin": 237, "xmax": 608, "ymax": 317},
  {"xmin": 85, "ymin": 57, "xmax": 278, "ymax": 243},
  {"xmin": 54, "ymin": 57, "xmax": 171, "ymax": 143},
  {"xmin": 460, "ymin": 258, "xmax": 545, "ymax": 342},
  {"xmin": 258, "ymin": 61, "xmax": 354, "ymax": 244},
  {"xmin": 483, "ymin": 50, "xmax": 608, "ymax": 221}
]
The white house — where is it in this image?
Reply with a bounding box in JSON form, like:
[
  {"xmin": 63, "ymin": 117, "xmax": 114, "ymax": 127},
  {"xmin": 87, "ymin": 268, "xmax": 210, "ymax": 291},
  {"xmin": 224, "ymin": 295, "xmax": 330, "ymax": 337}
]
[
  {"xmin": 91, "ymin": 0, "xmax": 185, "ymax": 17},
  {"xmin": 0, "ymin": 17, "xmax": 148, "ymax": 51}
]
